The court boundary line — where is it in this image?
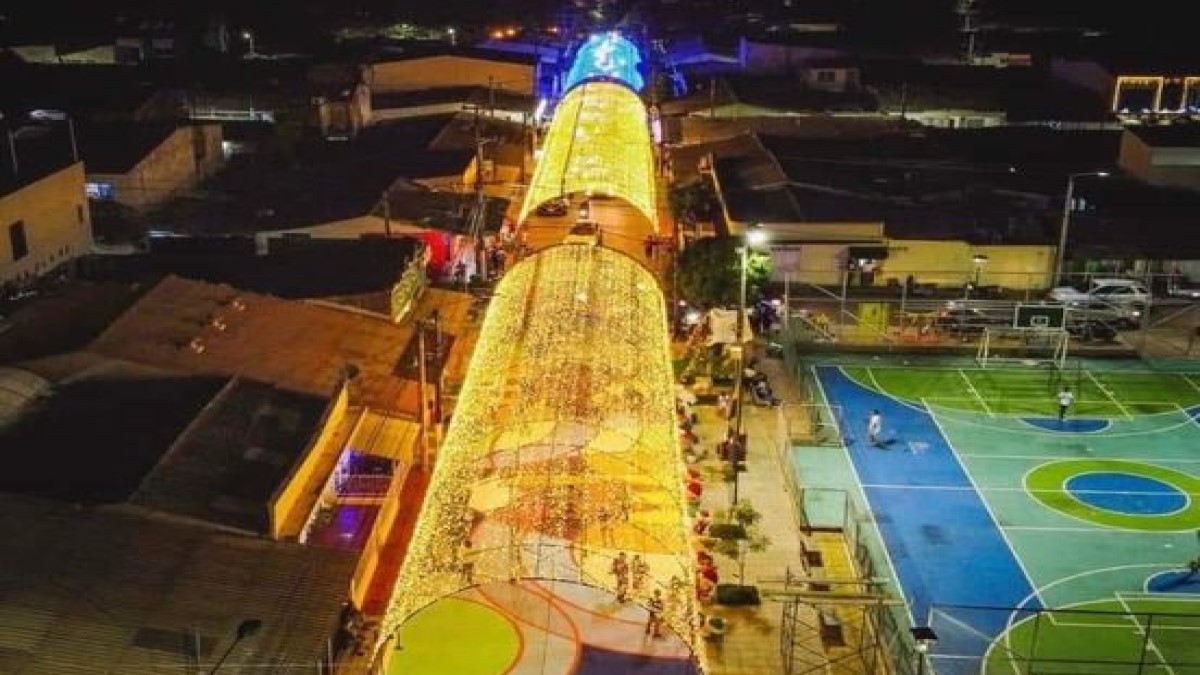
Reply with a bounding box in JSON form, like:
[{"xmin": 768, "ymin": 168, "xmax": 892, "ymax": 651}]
[
  {"xmin": 858, "ymin": 366, "xmax": 926, "ymax": 414},
  {"xmin": 958, "ymin": 369, "xmax": 995, "ymax": 417},
  {"xmin": 956, "ymin": 452, "xmax": 1200, "ymax": 464},
  {"xmin": 922, "ymin": 404, "xmax": 1199, "ymax": 440},
  {"xmin": 811, "ymin": 366, "xmax": 915, "ymax": 625},
  {"xmin": 1117, "ymin": 590, "xmax": 1200, "ymax": 605},
  {"xmin": 988, "ymin": 564, "xmax": 1193, "ymax": 675},
  {"xmin": 1016, "ymin": 463, "xmax": 1200, "ymax": 534},
  {"xmin": 1085, "ymin": 370, "xmax": 1134, "ymax": 420},
  {"xmin": 1114, "ymin": 593, "xmax": 1178, "ymax": 675},
  {"xmin": 1181, "ymin": 373, "xmax": 1200, "ymax": 395},
  {"xmin": 860, "ymin": 483, "xmax": 1200, "ymax": 498},
  {"xmin": 922, "ymin": 398, "xmax": 1045, "ymax": 611},
  {"xmin": 829, "ymin": 363, "xmax": 1200, "ymax": 377}
]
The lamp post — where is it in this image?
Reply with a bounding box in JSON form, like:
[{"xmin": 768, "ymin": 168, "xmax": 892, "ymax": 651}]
[
  {"xmin": 909, "ymin": 626, "xmax": 938, "ymax": 675},
  {"xmin": 208, "ymin": 619, "xmax": 263, "ymax": 674},
  {"xmin": 729, "ymin": 224, "xmax": 768, "ymax": 505},
  {"xmin": 1053, "ymin": 171, "xmax": 1109, "ymax": 285},
  {"xmin": 241, "ymin": 30, "xmax": 256, "ymax": 57}
]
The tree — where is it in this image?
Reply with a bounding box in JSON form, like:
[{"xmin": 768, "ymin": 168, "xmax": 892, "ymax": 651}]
[
  {"xmin": 677, "ymin": 235, "xmax": 772, "ymax": 308},
  {"xmin": 709, "ymin": 500, "xmax": 771, "ymax": 605},
  {"xmin": 668, "ymin": 178, "xmax": 717, "ymax": 224}
]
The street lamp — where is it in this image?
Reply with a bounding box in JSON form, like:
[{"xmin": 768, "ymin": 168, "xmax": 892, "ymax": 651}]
[
  {"xmin": 729, "ymin": 224, "xmax": 768, "ymax": 505},
  {"xmin": 208, "ymin": 619, "xmax": 263, "ymax": 674},
  {"xmin": 1053, "ymin": 171, "xmax": 1109, "ymax": 285},
  {"xmin": 909, "ymin": 626, "xmax": 938, "ymax": 675},
  {"xmin": 241, "ymin": 30, "xmax": 256, "ymax": 57}
]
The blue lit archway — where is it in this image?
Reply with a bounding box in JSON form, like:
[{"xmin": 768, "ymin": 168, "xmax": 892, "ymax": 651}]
[{"xmin": 563, "ymin": 31, "xmax": 645, "ymax": 93}]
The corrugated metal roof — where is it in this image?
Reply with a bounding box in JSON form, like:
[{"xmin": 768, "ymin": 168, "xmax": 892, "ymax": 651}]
[
  {"xmin": 87, "ymin": 276, "xmax": 418, "ymax": 414},
  {"xmin": 130, "ymin": 378, "xmax": 328, "ymax": 534},
  {"xmin": 0, "ymin": 495, "xmax": 356, "ymax": 675}
]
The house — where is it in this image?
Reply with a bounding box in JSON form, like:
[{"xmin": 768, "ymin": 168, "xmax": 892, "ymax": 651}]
[
  {"xmin": 367, "ymin": 46, "xmax": 537, "ymax": 95},
  {"xmin": 369, "ymin": 85, "xmax": 535, "ymax": 126},
  {"xmin": 85, "ymin": 235, "xmax": 430, "ymax": 322},
  {"xmin": 1118, "ymin": 125, "xmax": 1200, "ymax": 191},
  {"xmin": 79, "ymin": 121, "xmax": 224, "ymax": 212},
  {"xmin": 1, "ymin": 129, "xmax": 92, "ymax": 290}
]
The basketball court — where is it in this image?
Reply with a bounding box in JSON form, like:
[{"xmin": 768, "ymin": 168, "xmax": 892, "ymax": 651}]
[{"xmin": 787, "ymin": 302, "xmax": 1200, "ymax": 674}]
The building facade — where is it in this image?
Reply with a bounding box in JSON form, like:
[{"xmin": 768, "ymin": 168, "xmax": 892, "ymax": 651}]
[{"xmin": 1, "ymin": 162, "xmax": 92, "ymax": 289}]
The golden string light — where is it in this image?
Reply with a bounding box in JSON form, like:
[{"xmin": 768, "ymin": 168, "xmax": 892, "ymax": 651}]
[
  {"xmin": 380, "ymin": 244, "xmax": 701, "ymax": 665},
  {"xmin": 519, "ymin": 81, "xmax": 659, "ymax": 227}
]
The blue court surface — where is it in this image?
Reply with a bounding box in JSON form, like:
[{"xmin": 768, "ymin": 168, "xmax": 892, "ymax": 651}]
[{"xmin": 793, "ymin": 362, "xmax": 1200, "ymax": 675}]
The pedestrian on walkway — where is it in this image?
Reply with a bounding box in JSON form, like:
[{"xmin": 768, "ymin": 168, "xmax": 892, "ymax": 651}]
[
  {"xmin": 611, "ymin": 552, "xmax": 630, "ymax": 602},
  {"xmin": 458, "ymin": 539, "xmax": 476, "ymax": 585},
  {"xmin": 867, "ymin": 409, "xmax": 883, "ymax": 447},
  {"xmin": 1057, "ymin": 386, "xmax": 1075, "ymax": 421},
  {"xmin": 631, "ymin": 554, "xmax": 649, "ymax": 594},
  {"xmin": 645, "ymin": 589, "xmax": 665, "ymax": 638}
]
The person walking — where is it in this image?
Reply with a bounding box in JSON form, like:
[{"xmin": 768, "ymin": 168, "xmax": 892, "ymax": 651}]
[
  {"xmin": 645, "ymin": 589, "xmax": 665, "ymax": 638},
  {"xmin": 867, "ymin": 409, "xmax": 883, "ymax": 447},
  {"xmin": 611, "ymin": 552, "xmax": 630, "ymax": 603},
  {"xmin": 631, "ymin": 554, "xmax": 649, "ymax": 595},
  {"xmin": 1057, "ymin": 386, "xmax": 1075, "ymax": 421}
]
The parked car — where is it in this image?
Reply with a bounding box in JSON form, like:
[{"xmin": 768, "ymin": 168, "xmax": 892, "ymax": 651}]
[
  {"xmin": 1070, "ymin": 303, "xmax": 1143, "ymax": 330},
  {"xmin": 535, "ymin": 198, "xmax": 569, "ymax": 217},
  {"xmin": 1167, "ymin": 279, "xmax": 1200, "ymax": 299},
  {"xmin": 564, "ymin": 221, "xmax": 601, "ymax": 246},
  {"xmin": 1047, "ymin": 279, "xmax": 1151, "ymax": 307},
  {"xmin": 1066, "ymin": 319, "xmax": 1119, "ymax": 343},
  {"xmin": 934, "ymin": 307, "xmax": 1008, "ymax": 334}
]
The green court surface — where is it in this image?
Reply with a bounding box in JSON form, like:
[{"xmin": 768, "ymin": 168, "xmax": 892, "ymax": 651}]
[
  {"xmin": 986, "ymin": 597, "xmax": 1200, "ymax": 675},
  {"xmin": 388, "ymin": 597, "xmax": 521, "ymax": 675},
  {"xmin": 844, "ymin": 365, "xmax": 1200, "ymax": 416},
  {"xmin": 804, "ymin": 361, "xmax": 1200, "ymax": 675}
]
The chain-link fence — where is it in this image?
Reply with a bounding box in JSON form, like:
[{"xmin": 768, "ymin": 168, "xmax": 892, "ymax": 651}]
[
  {"xmin": 928, "ymin": 603, "xmax": 1200, "ymax": 675},
  {"xmin": 770, "ymin": 268, "xmax": 1199, "ymax": 358}
]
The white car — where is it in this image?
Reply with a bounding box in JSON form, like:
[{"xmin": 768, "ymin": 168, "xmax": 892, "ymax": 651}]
[
  {"xmin": 1047, "ymin": 279, "xmax": 1151, "ymax": 307},
  {"xmin": 1167, "ymin": 279, "xmax": 1200, "ymax": 299}
]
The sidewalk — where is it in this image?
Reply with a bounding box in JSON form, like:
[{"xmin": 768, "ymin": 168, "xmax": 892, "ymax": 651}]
[{"xmin": 685, "ymin": 351, "xmax": 863, "ymax": 675}]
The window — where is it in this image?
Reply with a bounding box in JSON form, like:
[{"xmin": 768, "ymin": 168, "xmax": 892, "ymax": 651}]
[
  {"xmin": 85, "ymin": 182, "xmax": 115, "ymax": 200},
  {"xmin": 9, "ymin": 221, "xmax": 29, "ymax": 261},
  {"xmin": 815, "ymin": 70, "xmax": 836, "ymax": 83},
  {"xmin": 76, "ymin": 204, "xmax": 85, "ymax": 224}
]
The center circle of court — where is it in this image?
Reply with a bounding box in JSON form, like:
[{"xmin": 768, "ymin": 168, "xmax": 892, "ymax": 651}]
[
  {"xmin": 1064, "ymin": 472, "xmax": 1188, "ymax": 515},
  {"xmin": 1025, "ymin": 460, "xmax": 1200, "ymax": 531}
]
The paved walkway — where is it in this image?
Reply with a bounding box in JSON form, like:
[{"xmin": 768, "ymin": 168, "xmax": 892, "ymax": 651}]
[{"xmin": 683, "ymin": 349, "xmax": 872, "ymax": 675}]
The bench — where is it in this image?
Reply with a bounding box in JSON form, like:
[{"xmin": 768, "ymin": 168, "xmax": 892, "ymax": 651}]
[{"xmin": 818, "ymin": 610, "xmax": 845, "ymax": 647}]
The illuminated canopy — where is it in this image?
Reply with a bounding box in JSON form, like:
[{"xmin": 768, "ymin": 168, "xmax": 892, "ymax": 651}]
[
  {"xmin": 381, "ymin": 244, "xmax": 699, "ymax": 657},
  {"xmin": 564, "ymin": 32, "xmax": 645, "ymax": 92},
  {"xmin": 519, "ymin": 82, "xmax": 658, "ymax": 228}
]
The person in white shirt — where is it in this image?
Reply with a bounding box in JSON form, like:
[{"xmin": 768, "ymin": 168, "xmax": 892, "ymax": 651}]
[
  {"xmin": 867, "ymin": 410, "xmax": 883, "ymax": 447},
  {"xmin": 1057, "ymin": 387, "xmax": 1075, "ymax": 421}
]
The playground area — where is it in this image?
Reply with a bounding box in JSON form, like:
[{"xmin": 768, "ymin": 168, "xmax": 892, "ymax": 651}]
[{"xmin": 787, "ymin": 357, "xmax": 1200, "ymax": 675}]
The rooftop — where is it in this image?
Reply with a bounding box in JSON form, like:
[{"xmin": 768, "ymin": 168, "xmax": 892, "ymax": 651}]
[
  {"xmin": 0, "ymin": 357, "xmax": 226, "ymax": 504},
  {"xmin": 86, "ymin": 275, "xmax": 420, "ymax": 414},
  {"xmin": 87, "ymin": 236, "xmax": 424, "ymax": 300},
  {"xmin": 0, "ymin": 124, "xmax": 78, "ymax": 198},
  {"xmin": 1127, "ymin": 124, "xmax": 1200, "ymax": 148},
  {"xmin": 158, "ymin": 115, "xmax": 475, "ymax": 233},
  {"xmin": 76, "ymin": 120, "xmax": 180, "ymax": 174},
  {"xmin": 0, "ymin": 494, "xmax": 356, "ymax": 674},
  {"xmin": 369, "ymin": 44, "xmax": 537, "ymax": 66},
  {"xmin": 371, "ymin": 85, "xmax": 536, "ymax": 113},
  {"xmin": 130, "ymin": 378, "xmax": 327, "ymax": 534}
]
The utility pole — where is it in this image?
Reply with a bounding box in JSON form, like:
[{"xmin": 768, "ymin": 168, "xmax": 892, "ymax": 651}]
[
  {"xmin": 381, "ymin": 188, "xmax": 392, "ymax": 238},
  {"xmin": 416, "ymin": 320, "xmax": 430, "ymax": 468}
]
